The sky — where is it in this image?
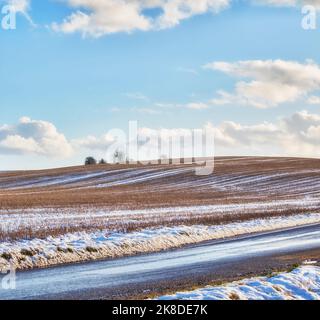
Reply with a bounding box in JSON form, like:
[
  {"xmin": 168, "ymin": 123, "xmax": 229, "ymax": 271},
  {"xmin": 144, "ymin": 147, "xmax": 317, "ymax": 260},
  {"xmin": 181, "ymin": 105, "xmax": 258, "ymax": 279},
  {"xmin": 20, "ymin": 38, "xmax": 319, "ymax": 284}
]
[{"xmin": 0, "ymin": 0, "xmax": 320, "ymax": 169}]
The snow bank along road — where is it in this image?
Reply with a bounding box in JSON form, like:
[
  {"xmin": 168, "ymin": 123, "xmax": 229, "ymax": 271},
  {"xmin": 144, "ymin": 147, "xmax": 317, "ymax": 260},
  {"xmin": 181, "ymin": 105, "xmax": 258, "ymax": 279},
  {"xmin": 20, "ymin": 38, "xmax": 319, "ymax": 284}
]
[
  {"xmin": 1, "ymin": 224, "xmax": 320, "ymax": 300},
  {"xmin": 158, "ymin": 265, "xmax": 320, "ymax": 300},
  {"xmin": 1, "ymin": 212, "xmax": 320, "ymax": 270}
]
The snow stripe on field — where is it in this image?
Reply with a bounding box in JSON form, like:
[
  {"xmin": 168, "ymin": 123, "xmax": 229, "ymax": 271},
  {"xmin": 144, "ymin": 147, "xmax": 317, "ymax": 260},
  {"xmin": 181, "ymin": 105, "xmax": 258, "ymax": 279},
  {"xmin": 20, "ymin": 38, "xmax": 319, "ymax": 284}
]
[
  {"xmin": 1, "ymin": 198, "xmax": 319, "ymax": 236},
  {"xmin": 157, "ymin": 265, "xmax": 320, "ymax": 300},
  {"xmin": 1, "ymin": 213, "xmax": 320, "ymax": 270}
]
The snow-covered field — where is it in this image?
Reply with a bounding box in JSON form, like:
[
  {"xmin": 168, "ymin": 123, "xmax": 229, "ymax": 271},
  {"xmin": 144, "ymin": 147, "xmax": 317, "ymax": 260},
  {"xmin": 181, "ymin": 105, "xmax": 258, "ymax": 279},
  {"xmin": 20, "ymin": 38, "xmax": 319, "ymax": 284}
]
[
  {"xmin": 1, "ymin": 158, "xmax": 320, "ymax": 272},
  {"xmin": 158, "ymin": 265, "xmax": 320, "ymax": 300},
  {"xmin": 1, "ymin": 213, "xmax": 320, "ymax": 270},
  {"xmin": 1, "ymin": 198, "xmax": 319, "ymax": 240}
]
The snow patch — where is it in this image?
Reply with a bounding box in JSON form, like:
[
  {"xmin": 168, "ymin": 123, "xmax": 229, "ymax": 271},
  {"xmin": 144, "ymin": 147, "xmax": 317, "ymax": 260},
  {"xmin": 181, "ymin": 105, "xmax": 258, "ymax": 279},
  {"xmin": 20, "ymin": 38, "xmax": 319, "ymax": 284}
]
[
  {"xmin": 1, "ymin": 198, "xmax": 319, "ymax": 237},
  {"xmin": 157, "ymin": 266, "xmax": 320, "ymax": 300}
]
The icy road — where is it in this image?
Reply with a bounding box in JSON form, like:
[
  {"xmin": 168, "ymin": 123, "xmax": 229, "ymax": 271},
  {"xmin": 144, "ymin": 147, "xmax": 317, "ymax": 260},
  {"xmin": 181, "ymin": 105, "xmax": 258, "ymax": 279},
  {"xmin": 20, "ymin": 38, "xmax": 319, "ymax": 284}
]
[{"xmin": 1, "ymin": 224, "xmax": 320, "ymax": 300}]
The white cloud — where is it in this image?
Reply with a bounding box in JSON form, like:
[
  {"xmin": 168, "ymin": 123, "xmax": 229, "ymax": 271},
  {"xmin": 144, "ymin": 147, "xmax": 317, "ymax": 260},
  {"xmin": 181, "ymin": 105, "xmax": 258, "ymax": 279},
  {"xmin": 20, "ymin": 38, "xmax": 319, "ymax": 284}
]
[
  {"xmin": 253, "ymin": 0, "xmax": 320, "ymax": 8},
  {"xmin": 74, "ymin": 110, "xmax": 320, "ymax": 158},
  {"xmin": 129, "ymin": 107, "xmax": 162, "ymax": 114},
  {"xmin": 155, "ymin": 101, "xmax": 209, "ymax": 111},
  {"xmin": 6, "ymin": 0, "xmax": 29, "ymax": 12},
  {"xmin": 177, "ymin": 67, "xmax": 198, "ymax": 75},
  {"xmin": 3, "ymin": 112, "xmax": 314, "ymax": 160},
  {"xmin": 125, "ymin": 92, "xmax": 149, "ymax": 101},
  {"xmin": 186, "ymin": 102, "xmax": 209, "ymax": 110},
  {"xmin": 252, "ymin": 0, "xmax": 297, "ymax": 7},
  {"xmin": 280, "ymin": 110, "xmax": 320, "ymax": 155},
  {"xmin": 282, "ymin": 110, "xmax": 320, "ymax": 137},
  {"xmin": 213, "ymin": 121, "xmax": 281, "ymax": 146},
  {"xmin": 51, "ymin": 0, "xmax": 230, "ymax": 37},
  {"xmin": 73, "ymin": 133, "xmax": 117, "ymax": 150},
  {"xmin": 6, "ymin": 0, "xmax": 36, "ymax": 26},
  {"xmin": 5, "ymin": 0, "xmax": 319, "ymax": 37},
  {"xmin": 304, "ymin": 0, "xmax": 320, "ymax": 8},
  {"xmin": 307, "ymin": 95, "xmax": 320, "ymax": 104},
  {"xmin": 213, "ymin": 110, "xmax": 320, "ymax": 157},
  {"xmin": 155, "ymin": 0, "xmax": 230, "ymax": 29},
  {"xmin": 206, "ymin": 59, "xmax": 320, "ymax": 108},
  {"xmin": 0, "ymin": 117, "xmax": 73, "ymax": 157},
  {"xmin": 0, "ymin": 113, "xmax": 314, "ymax": 164},
  {"xmin": 51, "ymin": 0, "xmax": 151, "ymax": 37}
]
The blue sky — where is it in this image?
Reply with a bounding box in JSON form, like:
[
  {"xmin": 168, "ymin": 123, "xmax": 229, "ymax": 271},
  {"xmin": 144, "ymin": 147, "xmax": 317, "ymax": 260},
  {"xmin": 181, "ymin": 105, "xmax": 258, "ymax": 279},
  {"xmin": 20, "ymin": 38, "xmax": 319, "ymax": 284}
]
[{"xmin": 1, "ymin": 0, "xmax": 320, "ymax": 169}]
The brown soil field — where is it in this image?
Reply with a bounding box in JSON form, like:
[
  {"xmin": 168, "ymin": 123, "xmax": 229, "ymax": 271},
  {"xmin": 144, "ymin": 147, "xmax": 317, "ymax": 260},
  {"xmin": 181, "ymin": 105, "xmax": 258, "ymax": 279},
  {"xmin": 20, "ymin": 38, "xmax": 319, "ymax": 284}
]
[
  {"xmin": 0, "ymin": 156, "xmax": 319, "ymax": 209},
  {"xmin": 1, "ymin": 156, "xmax": 320, "ymax": 240}
]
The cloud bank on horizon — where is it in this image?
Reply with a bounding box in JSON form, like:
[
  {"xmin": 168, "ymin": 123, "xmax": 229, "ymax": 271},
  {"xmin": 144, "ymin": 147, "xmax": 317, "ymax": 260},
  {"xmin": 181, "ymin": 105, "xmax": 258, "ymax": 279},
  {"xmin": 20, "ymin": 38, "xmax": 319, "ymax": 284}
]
[
  {"xmin": 0, "ymin": 117, "xmax": 73, "ymax": 157},
  {"xmin": 1, "ymin": 109, "xmax": 320, "ymax": 160}
]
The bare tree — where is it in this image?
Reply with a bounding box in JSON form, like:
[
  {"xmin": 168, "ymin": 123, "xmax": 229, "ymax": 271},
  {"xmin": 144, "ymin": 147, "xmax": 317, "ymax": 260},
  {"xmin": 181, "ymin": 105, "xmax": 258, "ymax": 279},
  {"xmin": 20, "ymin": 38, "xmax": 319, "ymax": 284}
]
[{"xmin": 113, "ymin": 150, "xmax": 126, "ymax": 164}]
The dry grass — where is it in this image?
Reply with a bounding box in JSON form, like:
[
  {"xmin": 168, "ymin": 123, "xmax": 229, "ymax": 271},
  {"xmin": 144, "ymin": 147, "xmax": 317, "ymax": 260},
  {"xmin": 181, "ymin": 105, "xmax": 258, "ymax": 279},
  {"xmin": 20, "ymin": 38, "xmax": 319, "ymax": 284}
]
[{"xmin": 0, "ymin": 202, "xmax": 320, "ymax": 241}]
